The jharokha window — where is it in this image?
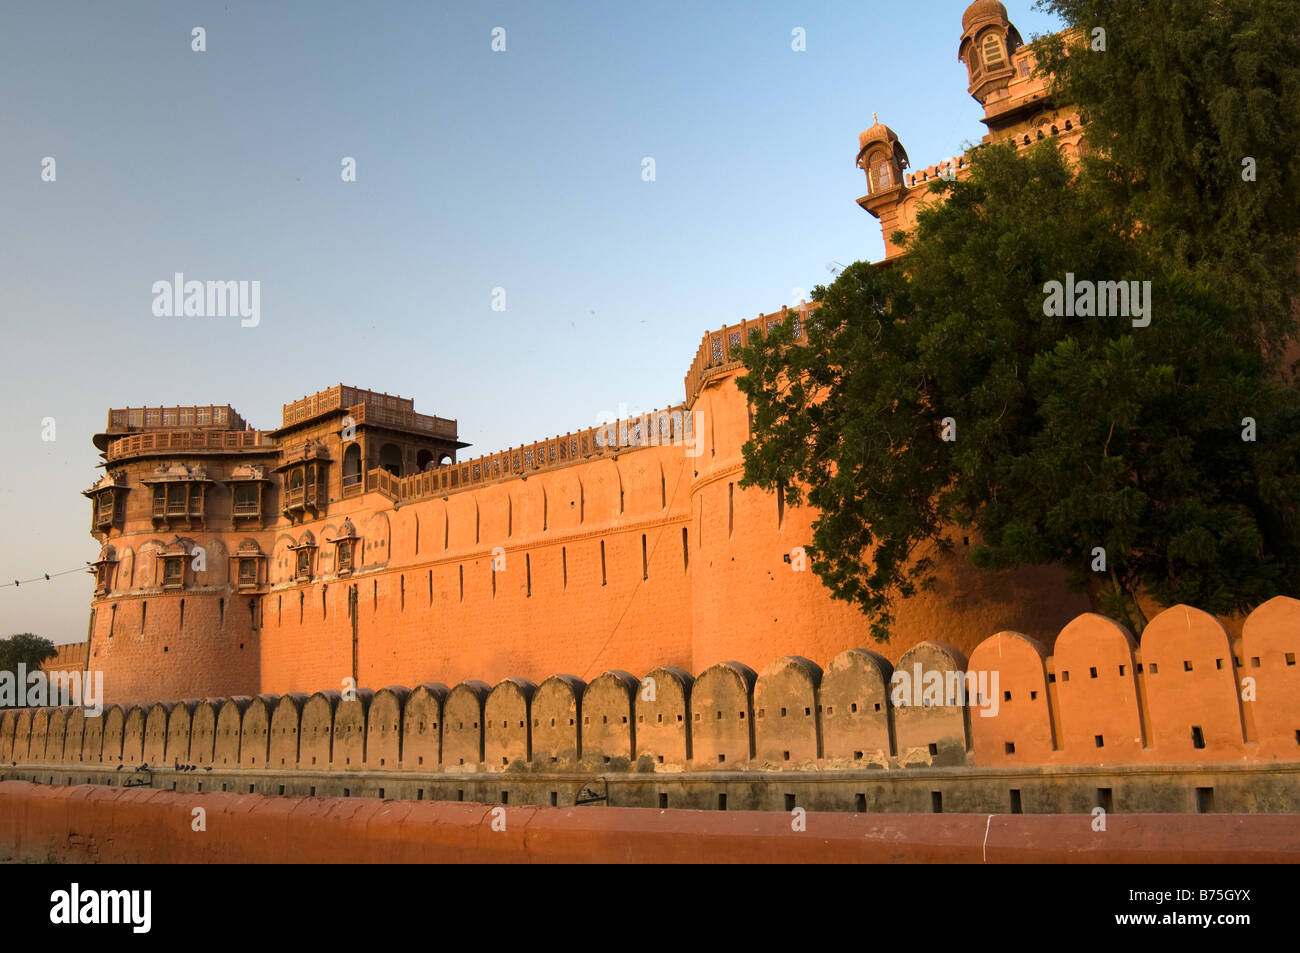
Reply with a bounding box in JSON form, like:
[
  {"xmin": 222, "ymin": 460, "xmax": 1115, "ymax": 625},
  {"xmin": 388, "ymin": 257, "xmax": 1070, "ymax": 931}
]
[
  {"xmin": 162, "ymin": 556, "xmax": 184, "ymax": 589},
  {"xmin": 981, "ymin": 31, "xmax": 1006, "ymax": 70},
  {"xmin": 233, "ymin": 483, "xmax": 259, "ymax": 517},
  {"xmin": 238, "ymin": 558, "xmax": 258, "ymax": 588},
  {"xmin": 337, "ymin": 540, "xmax": 353, "ymax": 574},
  {"xmin": 296, "ymin": 548, "xmax": 311, "ymax": 580}
]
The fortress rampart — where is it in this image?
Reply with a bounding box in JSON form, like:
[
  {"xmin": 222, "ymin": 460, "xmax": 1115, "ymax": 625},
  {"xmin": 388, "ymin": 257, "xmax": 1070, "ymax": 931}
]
[
  {"xmin": 76, "ymin": 305, "xmax": 1096, "ymax": 705},
  {"xmin": 16, "ymin": 601, "xmax": 1300, "ymax": 788}
]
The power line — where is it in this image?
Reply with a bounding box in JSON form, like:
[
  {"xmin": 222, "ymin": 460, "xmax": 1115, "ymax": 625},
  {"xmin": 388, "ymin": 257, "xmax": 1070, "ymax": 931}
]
[{"xmin": 0, "ymin": 566, "xmax": 89, "ymax": 590}]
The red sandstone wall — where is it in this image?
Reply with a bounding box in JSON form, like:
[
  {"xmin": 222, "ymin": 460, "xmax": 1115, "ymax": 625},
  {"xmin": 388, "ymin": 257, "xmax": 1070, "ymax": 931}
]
[
  {"xmin": 14, "ymin": 600, "xmax": 1300, "ymax": 773},
  {"xmin": 87, "ymin": 592, "xmax": 259, "ymax": 704},
  {"xmin": 4, "ymin": 781, "xmax": 1294, "ymax": 864}
]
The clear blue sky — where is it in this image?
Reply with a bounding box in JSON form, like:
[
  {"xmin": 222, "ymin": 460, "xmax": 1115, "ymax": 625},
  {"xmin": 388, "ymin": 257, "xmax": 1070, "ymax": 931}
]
[{"xmin": 0, "ymin": 0, "xmax": 1064, "ymax": 643}]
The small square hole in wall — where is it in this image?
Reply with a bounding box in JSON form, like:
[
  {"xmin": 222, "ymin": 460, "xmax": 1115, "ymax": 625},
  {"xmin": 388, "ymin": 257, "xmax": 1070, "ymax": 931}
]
[
  {"xmin": 783, "ymin": 751, "xmax": 790, "ymax": 761},
  {"xmin": 551, "ymin": 792, "xmax": 558, "ymax": 806},
  {"xmin": 928, "ymin": 743, "xmax": 938, "ymax": 756},
  {"xmin": 784, "ymin": 794, "xmax": 796, "ymax": 811},
  {"xmin": 657, "ymin": 755, "xmax": 664, "ymax": 764},
  {"xmin": 717, "ymin": 793, "xmax": 727, "ymax": 811},
  {"xmin": 1149, "ymin": 663, "xmax": 1158, "ymax": 675},
  {"xmin": 1295, "ymin": 729, "xmax": 1300, "ymax": 746},
  {"xmin": 658, "ymin": 793, "xmax": 668, "ymax": 809},
  {"xmin": 278, "ymin": 785, "xmax": 285, "ymax": 796},
  {"xmin": 677, "ymin": 714, "xmax": 683, "ymax": 722},
  {"xmin": 739, "ymin": 712, "xmax": 746, "ymax": 720},
  {"xmin": 248, "ymin": 784, "xmax": 255, "ymax": 794},
  {"xmin": 418, "ymin": 757, "xmax": 424, "ymax": 765},
  {"xmin": 1119, "ymin": 665, "xmax": 1126, "ymax": 676},
  {"xmin": 1251, "ymin": 657, "xmax": 1260, "ymax": 668},
  {"xmin": 855, "ymin": 793, "xmax": 866, "ymax": 813},
  {"xmin": 502, "ymin": 758, "xmax": 508, "ymax": 766},
  {"xmin": 343, "ymin": 788, "xmax": 350, "ymax": 797},
  {"xmin": 1097, "ymin": 788, "xmax": 1113, "ymax": 812},
  {"xmin": 694, "ymin": 713, "xmax": 700, "ymax": 721},
  {"xmin": 827, "ymin": 706, "xmax": 833, "ymax": 715},
  {"xmin": 1196, "ymin": 787, "xmax": 1214, "ymax": 813},
  {"xmin": 718, "ymin": 754, "xmax": 725, "ymax": 763},
  {"xmin": 603, "ymin": 756, "xmax": 611, "ymax": 764},
  {"xmin": 1287, "ymin": 653, "xmax": 1297, "ymax": 666},
  {"xmin": 221, "ymin": 783, "xmax": 228, "ymax": 792},
  {"xmin": 874, "ymin": 702, "xmax": 881, "ymax": 712},
  {"xmin": 1095, "ymin": 735, "xmax": 1105, "ymax": 748},
  {"xmin": 1089, "ymin": 667, "xmax": 1097, "ymax": 678},
  {"xmin": 1215, "ymin": 659, "xmax": 1223, "ymax": 670},
  {"xmin": 378, "ymin": 788, "xmax": 385, "ymax": 799},
  {"xmin": 1004, "ymin": 742, "xmax": 1015, "ymax": 755},
  {"xmin": 501, "ymin": 791, "xmax": 509, "ymax": 804},
  {"xmin": 1047, "ymin": 673, "xmax": 1055, "ymax": 683},
  {"xmin": 854, "ymin": 751, "xmax": 863, "ymax": 760},
  {"xmin": 758, "ymin": 708, "xmax": 765, "ymax": 718},
  {"xmin": 1191, "ymin": 726, "xmax": 1206, "ymax": 749},
  {"xmin": 1009, "ymin": 789, "xmax": 1022, "ymax": 814},
  {"xmin": 416, "ymin": 789, "xmax": 424, "ymax": 801},
  {"xmin": 1004, "ymin": 690, "xmax": 1012, "ymax": 701},
  {"xmin": 550, "ymin": 756, "xmax": 557, "ymax": 763},
  {"xmin": 781, "ymin": 708, "xmax": 787, "ymax": 717},
  {"xmin": 851, "ymin": 703, "xmax": 858, "ymax": 713},
  {"xmin": 457, "ymin": 790, "xmax": 464, "ymax": 801},
  {"xmin": 309, "ymin": 786, "xmax": 315, "ymax": 796},
  {"xmin": 1061, "ymin": 671, "xmax": 1070, "ymax": 682},
  {"xmin": 804, "ymin": 707, "xmax": 810, "ymax": 716},
  {"xmin": 930, "ymin": 791, "xmax": 943, "ymax": 813},
  {"xmin": 1184, "ymin": 660, "xmax": 1193, "ymax": 672}
]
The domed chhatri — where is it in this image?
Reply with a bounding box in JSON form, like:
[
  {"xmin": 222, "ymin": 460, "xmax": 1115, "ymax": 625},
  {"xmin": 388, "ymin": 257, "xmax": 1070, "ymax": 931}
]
[{"xmin": 962, "ymin": 0, "xmax": 1010, "ymax": 33}]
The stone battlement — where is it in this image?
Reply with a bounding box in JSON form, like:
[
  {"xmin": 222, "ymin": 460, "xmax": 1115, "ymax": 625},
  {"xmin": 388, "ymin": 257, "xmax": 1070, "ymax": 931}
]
[{"xmin": 16, "ymin": 600, "xmax": 1300, "ymax": 779}]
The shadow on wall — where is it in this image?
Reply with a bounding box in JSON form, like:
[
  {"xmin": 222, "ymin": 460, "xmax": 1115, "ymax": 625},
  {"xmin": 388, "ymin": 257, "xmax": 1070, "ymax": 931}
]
[{"xmin": 4, "ymin": 598, "xmax": 1298, "ymax": 772}]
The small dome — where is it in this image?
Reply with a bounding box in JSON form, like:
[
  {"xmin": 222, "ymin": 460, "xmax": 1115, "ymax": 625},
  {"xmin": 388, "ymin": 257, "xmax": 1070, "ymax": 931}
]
[
  {"xmin": 858, "ymin": 113, "xmax": 899, "ymax": 152},
  {"xmin": 962, "ymin": 0, "xmax": 1008, "ymax": 32}
]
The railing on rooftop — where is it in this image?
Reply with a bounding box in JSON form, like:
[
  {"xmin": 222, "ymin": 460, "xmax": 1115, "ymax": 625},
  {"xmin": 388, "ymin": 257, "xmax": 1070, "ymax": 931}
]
[
  {"xmin": 105, "ymin": 405, "xmax": 246, "ymax": 432},
  {"xmin": 106, "ymin": 429, "xmax": 274, "ymax": 461},
  {"xmin": 359, "ymin": 402, "xmax": 694, "ymax": 504},
  {"xmin": 682, "ymin": 305, "xmax": 812, "ymax": 406},
  {"xmin": 280, "ymin": 385, "xmax": 456, "ymax": 439}
]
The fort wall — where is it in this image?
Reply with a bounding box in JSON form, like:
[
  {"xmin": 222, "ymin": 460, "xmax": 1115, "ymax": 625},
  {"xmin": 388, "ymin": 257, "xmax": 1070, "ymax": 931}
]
[{"xmin": 11, "ymin": 600, "xmax": 1298, "ymax": 776}]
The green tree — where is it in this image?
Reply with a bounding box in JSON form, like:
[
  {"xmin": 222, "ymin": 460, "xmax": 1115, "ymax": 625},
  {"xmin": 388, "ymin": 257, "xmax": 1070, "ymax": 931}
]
[
  {"xmin": 738, "ymin": 136, "xmax": 1300, "ymax": 637},
  {"xmin": 0, "ymin": 633, "xmax": 57, "ymax": 677},
  {"xmin": 1034, "ymin": 0, "xmax": 1300, "ymax": 359}
]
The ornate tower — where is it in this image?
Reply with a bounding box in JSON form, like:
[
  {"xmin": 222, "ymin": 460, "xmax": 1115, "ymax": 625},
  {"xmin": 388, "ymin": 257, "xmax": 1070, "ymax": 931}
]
[{"xmin": 855, "ymin": 116, "xmax": 911, "ymax": 257}]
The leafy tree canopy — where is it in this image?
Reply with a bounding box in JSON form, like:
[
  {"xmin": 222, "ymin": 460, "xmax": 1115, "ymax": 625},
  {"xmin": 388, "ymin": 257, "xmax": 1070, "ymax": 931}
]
[
  {"xmin": 0, "ymin": 633, "xmax": 58, "ymax": 674},
  {"xmin": 737, "ymin": 0, "xmax": 1300, "ymax": 639}
]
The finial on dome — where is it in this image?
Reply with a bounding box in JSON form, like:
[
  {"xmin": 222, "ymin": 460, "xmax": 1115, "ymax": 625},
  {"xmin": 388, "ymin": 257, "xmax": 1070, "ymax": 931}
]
[{"xmin": 873, "ymin": 111, "xmax": 878, "ymax": 124}]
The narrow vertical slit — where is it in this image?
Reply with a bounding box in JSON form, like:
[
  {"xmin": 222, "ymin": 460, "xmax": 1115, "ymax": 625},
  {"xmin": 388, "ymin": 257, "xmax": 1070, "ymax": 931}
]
[{"xmin": 728, "ymin": 482, "xmax": 734, "ymax": 538}]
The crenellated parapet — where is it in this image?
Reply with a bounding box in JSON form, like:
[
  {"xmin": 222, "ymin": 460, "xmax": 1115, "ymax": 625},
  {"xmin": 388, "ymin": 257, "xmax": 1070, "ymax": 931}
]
[{"xmin": 13, "ymin": 600, "xmax": 1300, "ymax": 775}]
